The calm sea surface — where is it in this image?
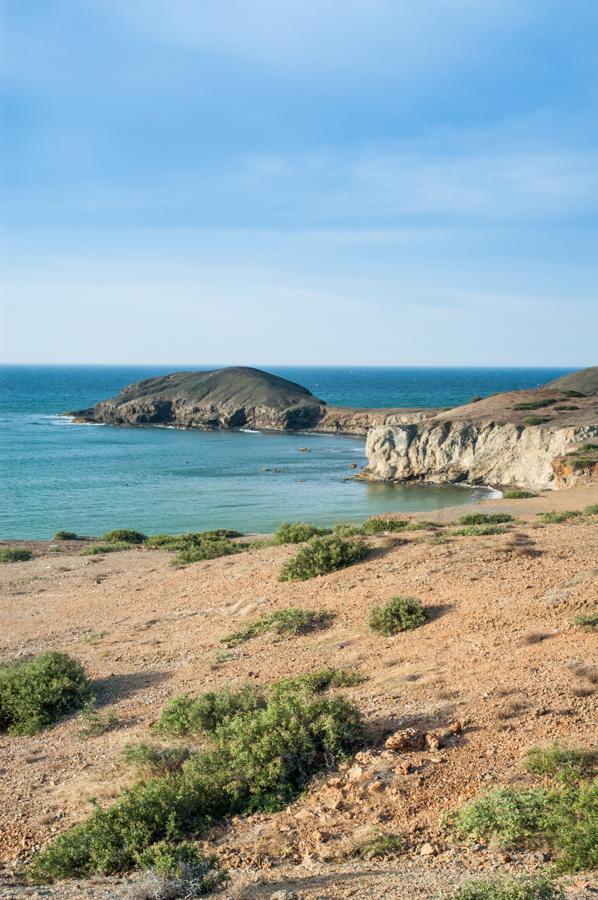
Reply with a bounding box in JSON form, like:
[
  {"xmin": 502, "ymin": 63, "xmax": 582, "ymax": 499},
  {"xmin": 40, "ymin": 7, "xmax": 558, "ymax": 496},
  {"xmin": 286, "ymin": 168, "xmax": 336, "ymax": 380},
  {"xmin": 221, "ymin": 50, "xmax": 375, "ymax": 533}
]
[{"xmin": 0, "ymin": 366, "xmax": 572, "ymax": 539}]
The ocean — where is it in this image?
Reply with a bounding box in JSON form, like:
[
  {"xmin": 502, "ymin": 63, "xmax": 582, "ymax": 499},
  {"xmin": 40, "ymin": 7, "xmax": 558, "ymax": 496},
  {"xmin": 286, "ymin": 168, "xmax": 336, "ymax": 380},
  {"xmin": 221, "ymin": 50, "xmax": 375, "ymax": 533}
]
[{"xmin": 0, "ymin": 366, "xmax": 572, "ymax": 539}]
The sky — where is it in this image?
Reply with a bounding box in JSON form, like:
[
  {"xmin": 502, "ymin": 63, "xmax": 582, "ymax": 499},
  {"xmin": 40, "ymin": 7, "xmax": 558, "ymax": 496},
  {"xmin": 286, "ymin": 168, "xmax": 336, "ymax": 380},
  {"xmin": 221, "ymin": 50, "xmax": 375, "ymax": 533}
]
[{"xmin": 1, "ymin": 0, "xmax": 597, "ymax": 366}]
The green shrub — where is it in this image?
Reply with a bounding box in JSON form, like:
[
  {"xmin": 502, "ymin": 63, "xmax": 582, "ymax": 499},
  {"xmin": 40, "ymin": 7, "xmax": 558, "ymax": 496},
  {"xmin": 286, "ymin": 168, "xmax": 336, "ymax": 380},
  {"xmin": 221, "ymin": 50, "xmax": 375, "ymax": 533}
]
[
  {"xmin": 453, "ymin": 875, "xmax": 563, "ymax": 900},
  {"xmin": 79, "ymin": 542, "xmax": 132, "ymax": 556},
  {"xmin": 524, "ymin": 744, "xmax": 597, "ymax": 780},
  {"xmin": 0, "ymin": 652, "xmax": 94, "ymax": 735},
  {"xmin": 458, "ymin": 513, "xmax": 513, "ymax": 525},
  {"xmin": 221, "ymin": 607, "xmax": 334, "ymax": 646},
  {"xmin": 571, "ymin": 443, "xmax": 598, "ymax": 454},
  {"xmin": 135, "ymin": 840, "xmax": 225, "ymax": 893},
  {"xmin": 453, "ymin": 786, "xmax": 550, "ymax": 848},
  {"xmin": 356, "ymin": 831, "xmax": 403, "ymax": 859},
  {"xmin": 453, "ymin": 525, "xmax": 507, "ymax": 536},
  {"xmin": 502, "ymin": 490, "xmax": 537, "ymax": 499},
  {"xmin": 574, "ymin": 612, "xmax": 598, "ymax": 628},
  {"xmin": 102, "ymin": 529, "xmax": 147, "ymax": 544},
  {"xmin": 122, "ymin": 743, "xmax": 191, "ymax": 775},
  {"xmin": 0, "ymin": 546, "xmax": 33, "ymax": 563},
  {"xmin": 53, "ymin": 531, "xmax": 79, "ymax": 541},
  {"xmin": 368, "ymin": 596, "xmax": 427, "ymax": 636},
  {"xmin": 146, "ymin": 530, "xmax": 242, "ymax": 550},
  {"xmin": 361, "ymin": 517, "xmax": 409, "ymax": 534},
  {"xmin": 570, "ymin": 457, "xmax": 598, "ymax": 471},
  {"xmin": 584, "ymin": 504, "xmax": 598, "ymax": 515},
  {"xmin": 331, "ymin": 521, "xmax": 364, "ymax": 536},
  {"xmin": 171, "ymin": 539, "xmax": 241, "ymax": 566},
  {"xmin": 272, "ymin": 668, "xmax": 366, "ymax": 695},
  {"xmin": 553, "ymin": 405, "xmax": 579, "ymax": 411},
  {"xmin": 523, "ymin": 417, "xmax": 551, "ymax": 425},
  {"xmin": 452, "ymin": 781, "xmax": 598, "ymax": 872},
  {"xmin": 273, "ymin": 522, "xmax": 330, "ymax": 544},
  {"xmin": 561, "ymin": 389, "xmax": 585, "ymax": 398},
  {"xmin": 155, "ymin": 685, "xmax": 266, "ymax": 737},
  {"xmin": 513, "ymin": 399, "xmax": 557, "ymax": 410},
  {"xmin": 29, "ymin": 689, "xmax": 366, "ymax": 880},
  {"xmin": 280, "ymin": 535, "xmax": 369, "ymax": 581},
  {"xmin": 538, "ymin": 510, "xmax": 581, "ymax": 524}
]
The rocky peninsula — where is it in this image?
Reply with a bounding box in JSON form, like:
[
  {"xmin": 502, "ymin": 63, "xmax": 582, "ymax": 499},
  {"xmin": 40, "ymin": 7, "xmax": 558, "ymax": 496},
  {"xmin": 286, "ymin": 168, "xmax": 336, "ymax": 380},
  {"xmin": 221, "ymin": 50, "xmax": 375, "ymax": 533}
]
[{"xmin": 71, "ymin": 364, "xmax": 598, "ymax": 490}]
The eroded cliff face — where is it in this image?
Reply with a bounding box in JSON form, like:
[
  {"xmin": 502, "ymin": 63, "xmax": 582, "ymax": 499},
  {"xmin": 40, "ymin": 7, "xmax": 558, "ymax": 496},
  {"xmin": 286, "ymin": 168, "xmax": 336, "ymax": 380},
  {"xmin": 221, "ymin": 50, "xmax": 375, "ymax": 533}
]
[{"xmin": 364, "ymin": 421, "xmax": 598, "ymax": 489}]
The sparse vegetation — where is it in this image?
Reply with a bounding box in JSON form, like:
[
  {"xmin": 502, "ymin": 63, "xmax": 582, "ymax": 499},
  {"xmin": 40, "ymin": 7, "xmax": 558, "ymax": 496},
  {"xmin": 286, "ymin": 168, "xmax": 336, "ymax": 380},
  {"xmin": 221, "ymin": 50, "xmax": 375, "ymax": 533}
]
[
  {"xmin": 0, "ymin": 652, "xmax": 94, "ymax": 735},
  {"xmin": 553, "ymin": 404, "xmax": 579, "ymax": 411},
  {"xmin": 356, "ymin": 830, "xmax": 403, "ymax": 859},
  {"xmin": 53, "ymin": 530, "xmax": 79, "ymax": 541},
  {"xmin": 584, "ymin": 504, "xmax": 598, "ymax": 515},
  {"xmin": 273, "ymin": 522, "xmax": 330, "ymax": 544},
  {"xmin": 523, "ymin": 416, "xmax": 551, "ymax": 425},
  {"xmin": 81, "ymin": 630, "xmax": 107, "ymax": 643},
  {"xmin": 79, "ymin": 704, "xmax": 119, "ymax": 739},
  {"xmin": 513, "ymin": 399, "xmax": 557, "ymax": 410},
  {"xmin": 574, "ymin": 612, "xmax": 598, "ymax": 628},
  {"xmin": 458, "ymin": 513, "xmax": 513, "ymax": 525},
  {"xmin": 561, "ymin": 389, "xmax": 585, "ymax": 398},
  {"xmin": 29, "ymin": 683, "xmax": 367, "ymax": 880},
  {"xmin": 468, "ymin": 396, "xmax": 483, "ymax": 403},
  {"xmin": 368, "ymin": 596, "xmax": 427, "ymax": 636},
  {"xmin": 452, "ymin": 777, "xmax": 598, "ymax": 872},
  {"xmin": 524, "ymin": 744, "xmax": 597, "ymax": 780},
  {"xmin": 171, "ymin": 538, "xmax": 242, "ymax": 566},
  {"xmin": 145, "ymin": 530, "xmax": 242, "ymax": 550},
  {"xmin": 361, "ymin": 517, "xmax": 409, "ymax": 534},
  {"xmin": 102, "ymin": 529, "xmax": 147, "ymax": 544},
  {"xmin": 453, "ymin": 525, "xmax": 507, "ymax": 536},
  {"xmin": 0, "ymin": 546, "xmax": 33, "ymax": 563},
  {"xmin": 537, "ymin": 510, "xmax": 581, "ymax": 524},
  {"xmin": 122, "ymin": 743, "xmax": 191, "ymax": 775},
  {"xmin": 331, "ymin": 521, "xmax": 364, "ymax": 536},
  {"xmin": 132, "ymin": 841, "xmax": 225, "ymax": 898},
  {"xmin": 279, "ymin": 534, "xmax": 369, "ymax": 581},
  {"xmin": 502, "ymin": 490, "xmax": 537, "ymax": 499},
  {"xmin": 453, "ymin": 875, "xmax": 563, "ymax": 900},
  {"xmin": 221, "ymin": 607, "xmax": 334, "ymax": 646},
  {"xmin": 79, "ymin": 541, "xmax": 132, "ymax": 555},
  {"xmin": 273, "ymin": 668, "xmax": 366, "ymax": 694}
]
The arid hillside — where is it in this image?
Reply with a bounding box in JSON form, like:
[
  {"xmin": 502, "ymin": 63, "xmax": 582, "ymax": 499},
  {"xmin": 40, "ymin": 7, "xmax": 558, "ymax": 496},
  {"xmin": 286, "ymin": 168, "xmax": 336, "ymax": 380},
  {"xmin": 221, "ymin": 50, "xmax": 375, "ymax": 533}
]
[{"xmin": 0, "ymin": 485, "xmax": 597, "ymax": 899}]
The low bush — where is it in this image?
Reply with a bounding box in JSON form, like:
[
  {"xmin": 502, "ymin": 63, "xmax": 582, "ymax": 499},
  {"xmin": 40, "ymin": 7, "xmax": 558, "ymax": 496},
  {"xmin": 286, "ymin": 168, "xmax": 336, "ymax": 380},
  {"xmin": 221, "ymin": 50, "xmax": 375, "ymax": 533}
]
[
  {"xmin": 368, "ymin": 596, "xmax": 427, "ymax": 636},
  {"xmin": 513, "ymin": 399, "xmax": 557, "ymax": 410},
  {"xmin": 356, "ymin": 830, "xmax": 403, "ymax": 859},
  {"xmin": 502, "ymin": 490, "xmax": 537, "ymax": 499},
  {"xmin": 280, "ymin": 535, "xmax": 369, "ymax": 581},
  {"xmin": 453, "ymin": 875, "xmax": 562, "ymax": 900},
  {"xmin": 361, "ymin": 517, "xmax": 409, "ymax": 535},
  {"xmin": 146, "ymin": 529, "xmax": 243, "ymax": 550},
  {"xmin": 133, "ymin": 841, "xmax": 225, "ymax": 896},
  {"xmin": 584, "ymin": 503, "xmax": 598, "ymax": 515},
  {"xmin": 155, "ymin": 685, "xmax": 266, "ymax": 737},
  {"xmin": 0, "ymin": 652, "xmax": 94, "ymax": 735},
  {"xmin": 272, "ymin": 668, "xmax": 366, "ymax": 695},
  {"xmin": 53, "ymin": 530, "xmax": 79, "ymax": 541},
  {"xmin": 29, "ymin": 687, "xmax": 367, "ymax": 880},
  {"xmin": 171, "ymin": 539, "xmax": 241, "ymax": 566},
  {"xmin": 331, "ymin": 521, "xmax": 364, "ymax": 536},
  {"xmin": 0, "ymin": 546, "xmax": 33, "ymax": 563},
  {"xmin": 458, "ymin": 513, "xmax": 513, "ymax": 525},
  {"xmin": 102, "ymin": 529, "xmax": 147, "ymax": 544},
  {"xmin": 523, "ymin": 417, "xmax": 551, "ymax": 426},
  {"xmin": 273, "ymin": 522, "xmax": 330, "ymax": 544},
  {"xmin": 553, "ymin": 404, "xmax": 579, "ymax": 410},
  {"xmin": 574, "ymin": 612, "xmax": 598, "ymax": 628},
  {"xmin": 122, "ymin": 744, "xmax": 191, "ymax": 775},
  {"xmin": 221, "ymin": 607, "xmax": 333, "ymax": 646},
  {"xmin": 524, "ymin": 744, "xmax": 597, "ymax": 780},
  {"xmin": 452, "ymin": 780, "xmax": 598, "ymax": 872},
  {"xmin": 468, "ymin": 396, "xmax": 483, "ymax": 403},
  {"xmin": 561, "ymin": 389, "xmax": 585, "ymax": 398},
  {"xmin": 538, "ymin": 510, "xmax": 581, "ymax": 524},
  {"xmin": 79, "ymin": 542, "xmax": 132, "ymax": 555},
  {"xmin": 453, "ymin": 525, "xmax": 507, "ymax": 536}
]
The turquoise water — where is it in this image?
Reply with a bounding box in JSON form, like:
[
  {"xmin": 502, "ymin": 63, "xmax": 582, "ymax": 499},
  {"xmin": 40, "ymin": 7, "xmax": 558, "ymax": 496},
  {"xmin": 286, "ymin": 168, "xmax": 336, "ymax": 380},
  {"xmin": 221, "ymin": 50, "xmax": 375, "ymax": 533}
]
[{"xmin": 0, "ymin": 366, "xmax": 572, "ymax": 539}]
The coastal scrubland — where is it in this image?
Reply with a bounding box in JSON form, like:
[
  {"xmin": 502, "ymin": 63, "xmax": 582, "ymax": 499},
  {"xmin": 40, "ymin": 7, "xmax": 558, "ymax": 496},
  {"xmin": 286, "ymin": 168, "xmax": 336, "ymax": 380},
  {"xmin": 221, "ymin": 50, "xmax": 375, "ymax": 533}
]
[{"xmin": 0, "ymin": 483, "xmax": 597, "ymax": 898}]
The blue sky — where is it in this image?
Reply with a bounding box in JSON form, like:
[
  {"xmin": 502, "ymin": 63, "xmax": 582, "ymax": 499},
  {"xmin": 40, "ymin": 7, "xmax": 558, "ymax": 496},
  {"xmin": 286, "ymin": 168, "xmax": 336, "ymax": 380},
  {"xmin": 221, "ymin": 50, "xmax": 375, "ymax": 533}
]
[{"xmin": 1, "ymin": 0, "xmax": 597, "ymax": 365}]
